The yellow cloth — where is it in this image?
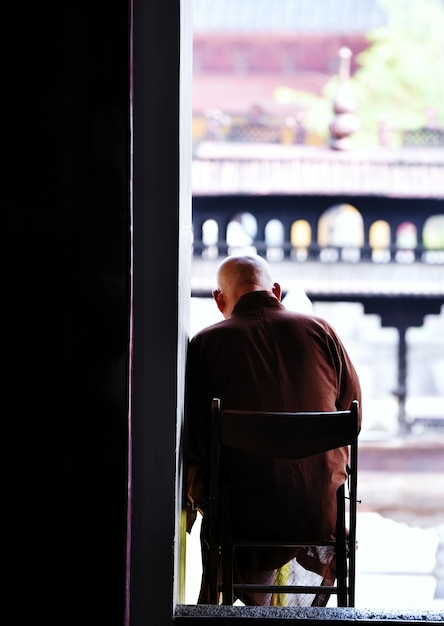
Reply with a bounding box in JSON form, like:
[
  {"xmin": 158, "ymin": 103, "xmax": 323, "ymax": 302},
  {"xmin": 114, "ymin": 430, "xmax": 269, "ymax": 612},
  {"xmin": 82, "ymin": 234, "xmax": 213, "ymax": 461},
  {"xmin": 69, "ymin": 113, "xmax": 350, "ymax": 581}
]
[{"xmin": 270, "ymin": 561, "xmax": 291, "ymax": 606}]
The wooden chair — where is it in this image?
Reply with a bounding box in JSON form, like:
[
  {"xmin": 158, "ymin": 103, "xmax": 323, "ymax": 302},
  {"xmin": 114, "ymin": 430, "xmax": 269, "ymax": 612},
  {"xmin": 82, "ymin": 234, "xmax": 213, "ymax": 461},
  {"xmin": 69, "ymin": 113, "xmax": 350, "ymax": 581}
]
[{"xmin": 208, "ymin": 398, "xmax": 360, "ymax": 607}]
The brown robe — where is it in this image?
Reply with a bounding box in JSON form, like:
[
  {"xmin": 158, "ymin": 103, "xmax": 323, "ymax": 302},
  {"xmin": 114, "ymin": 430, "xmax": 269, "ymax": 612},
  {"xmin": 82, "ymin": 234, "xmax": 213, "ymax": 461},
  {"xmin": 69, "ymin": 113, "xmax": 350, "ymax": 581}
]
[{"xmin": 186, "ymin": 291, "xmax": 362, "ymax": 606}]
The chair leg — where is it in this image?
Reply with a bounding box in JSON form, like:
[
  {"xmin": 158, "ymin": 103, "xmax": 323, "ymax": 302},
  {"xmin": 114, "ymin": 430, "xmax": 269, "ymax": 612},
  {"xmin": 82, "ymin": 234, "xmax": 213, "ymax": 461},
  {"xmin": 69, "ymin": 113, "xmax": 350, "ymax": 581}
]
[
  {"xmin": 335, "ymin": 484, "xmax": 348, "ymax": 607},
  {"xmin": 202, "ymin": 512, "xmax": 219, "ymax": 604},
  {"xmin": 221, "ymin": 544, "xmax": 234, "ymax": 605},
  {"xmin": 348, "ymin": 479, "xmax": 357, "ymax": 607},
  {"xmin": 348, "ymin": 522, "xmax": 356, "ymax": 607},
  {"xmin": 348, "ymin": 540, "xmax": 356, "ymax": 607},
  {"xmin": 207, "ymin": 546, "xmax": 219, "ymax": 604}
]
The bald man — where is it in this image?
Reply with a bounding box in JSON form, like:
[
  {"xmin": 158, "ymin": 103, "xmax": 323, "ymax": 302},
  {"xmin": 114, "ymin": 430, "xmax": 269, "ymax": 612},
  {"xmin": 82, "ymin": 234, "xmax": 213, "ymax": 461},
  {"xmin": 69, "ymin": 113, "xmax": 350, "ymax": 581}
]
[{"xmin": 186, "ymin": 254, "xmax": 362, "ymax": 607}]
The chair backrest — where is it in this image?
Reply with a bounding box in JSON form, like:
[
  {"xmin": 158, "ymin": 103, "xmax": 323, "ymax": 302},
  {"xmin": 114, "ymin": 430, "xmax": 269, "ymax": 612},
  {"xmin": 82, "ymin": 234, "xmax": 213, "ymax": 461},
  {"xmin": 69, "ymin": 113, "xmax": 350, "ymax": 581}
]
[
  {"xmin": 210, "ymin": 398, "xmax": 359, "ymax": 533},
  {"xmin": 212, "ymin": 398, "xmax": 359, "ymax": 460}
]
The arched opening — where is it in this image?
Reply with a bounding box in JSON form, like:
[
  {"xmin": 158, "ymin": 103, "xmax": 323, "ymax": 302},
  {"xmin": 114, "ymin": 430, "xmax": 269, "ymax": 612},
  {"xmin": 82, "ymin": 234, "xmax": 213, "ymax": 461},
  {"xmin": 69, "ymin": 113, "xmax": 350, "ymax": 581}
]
[
  {"xmin": 423, "ymin": 214, "xmax": 444, "ymax": 263},
  {"xmin": 202, "ymin": 218, "xmax": 219, "ymax": 259},
  {"xmin": 318, "ymin": 204, "xmax": 363, "ymax": 263},
  {"xmin": 369, "ymin": 220, "xmax": 391, "ymax": 263},
  {"xmin": 226, "ymin": 211, "xmax": 258, "ymax": 255},
  {"xmin": 265, "ymin": 218, "xmax": 284, "ymax": 261},
  {"xmin": 291, "ymin": 219, "xmax": 312, "ymax": 261},
  {"xmin": 395, "ymin": 222, "xmax": 417, "ymax": 264}
]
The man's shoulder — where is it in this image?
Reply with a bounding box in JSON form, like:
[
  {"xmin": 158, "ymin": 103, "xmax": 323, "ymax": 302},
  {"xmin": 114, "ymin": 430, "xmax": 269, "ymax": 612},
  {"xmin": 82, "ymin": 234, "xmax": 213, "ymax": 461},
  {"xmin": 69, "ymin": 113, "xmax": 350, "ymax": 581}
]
[
  {"xmin": 191, "ymin": 318, "xmax": 230, "ymax": 341},
  {"xmin": 279, "ymin": 308, "xmax": 337, "ymax": 333},
  {"xmin": 279, "ymin": 307, "xmax": 324, "ymax": 323},
  {"xmin": 190, "ymin": 314, "xmax": 254, "ymax": 349}
]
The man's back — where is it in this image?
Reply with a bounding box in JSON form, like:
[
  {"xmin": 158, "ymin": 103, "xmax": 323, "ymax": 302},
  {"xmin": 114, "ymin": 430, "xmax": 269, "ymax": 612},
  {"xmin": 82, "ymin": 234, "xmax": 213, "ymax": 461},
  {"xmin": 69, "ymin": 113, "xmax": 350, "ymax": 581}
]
[{"xmin": 187, "ymin": 290, "xmax": 360, "ymax": 523}]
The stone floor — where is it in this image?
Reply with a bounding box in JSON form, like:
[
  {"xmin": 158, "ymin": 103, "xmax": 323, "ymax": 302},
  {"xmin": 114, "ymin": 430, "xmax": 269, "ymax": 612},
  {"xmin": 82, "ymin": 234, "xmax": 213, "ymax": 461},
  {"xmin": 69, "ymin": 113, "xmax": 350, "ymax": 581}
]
[{"xmin": 352, "ymin": 511, "xmax": 444, "ymax": 610}]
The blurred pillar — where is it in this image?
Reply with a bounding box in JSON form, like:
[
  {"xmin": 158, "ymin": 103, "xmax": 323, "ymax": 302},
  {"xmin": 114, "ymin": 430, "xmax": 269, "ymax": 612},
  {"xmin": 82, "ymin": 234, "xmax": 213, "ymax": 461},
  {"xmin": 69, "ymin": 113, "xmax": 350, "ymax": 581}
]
[{"xmin": 329, "ymin": 47, "xmax": 360, "ymax": 150}]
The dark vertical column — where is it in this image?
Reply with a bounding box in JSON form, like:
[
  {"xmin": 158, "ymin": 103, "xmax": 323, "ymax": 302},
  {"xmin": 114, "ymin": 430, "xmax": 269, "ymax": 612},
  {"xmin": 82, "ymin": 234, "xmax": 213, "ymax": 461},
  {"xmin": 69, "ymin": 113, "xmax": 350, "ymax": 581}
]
[
  {"xmin": 395, "ymin": 325, "xmax": 409, "ymax": 434},
  {"xmin": 130, "ymin": 0, "xmax": 192, "ymax": 624}
]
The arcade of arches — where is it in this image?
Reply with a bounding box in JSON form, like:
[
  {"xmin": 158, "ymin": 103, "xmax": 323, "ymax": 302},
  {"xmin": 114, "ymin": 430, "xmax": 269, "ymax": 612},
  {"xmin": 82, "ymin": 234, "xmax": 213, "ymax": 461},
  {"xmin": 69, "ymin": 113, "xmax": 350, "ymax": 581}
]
[{"xmin": 198, "ymin": 204, "xmax": 444, "ymax": 264}]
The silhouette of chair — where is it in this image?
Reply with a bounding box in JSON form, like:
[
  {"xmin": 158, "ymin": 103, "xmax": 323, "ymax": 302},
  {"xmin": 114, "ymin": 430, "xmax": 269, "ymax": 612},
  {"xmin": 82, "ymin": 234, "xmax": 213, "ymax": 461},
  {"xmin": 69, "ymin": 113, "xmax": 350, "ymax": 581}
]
[{"xmin": 208, "ymin": 398, "xmax": 360, "ymax": 607}]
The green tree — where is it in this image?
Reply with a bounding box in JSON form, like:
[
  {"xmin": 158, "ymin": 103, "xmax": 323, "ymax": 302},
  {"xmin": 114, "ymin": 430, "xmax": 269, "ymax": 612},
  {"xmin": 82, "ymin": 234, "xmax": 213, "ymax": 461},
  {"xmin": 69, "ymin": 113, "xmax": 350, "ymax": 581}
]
[
  {"xmin": 350, "ymin": 0, "xmax": 444, "ymax": 146},
  {"xmin": 275, "ymin": 0, "xmax": 444, "ymax": 147}
]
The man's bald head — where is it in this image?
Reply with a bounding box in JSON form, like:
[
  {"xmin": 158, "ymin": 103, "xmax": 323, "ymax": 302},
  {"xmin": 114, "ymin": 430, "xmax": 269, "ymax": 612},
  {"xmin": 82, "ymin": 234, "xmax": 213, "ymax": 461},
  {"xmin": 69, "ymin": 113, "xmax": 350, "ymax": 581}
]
[
  {"xmin": 217, "ymin": 254, "xmax": 273, "ymax": 292},
  {"xmin": 213, "ymin": 254, "xmax": 281, "ymax": 318}
]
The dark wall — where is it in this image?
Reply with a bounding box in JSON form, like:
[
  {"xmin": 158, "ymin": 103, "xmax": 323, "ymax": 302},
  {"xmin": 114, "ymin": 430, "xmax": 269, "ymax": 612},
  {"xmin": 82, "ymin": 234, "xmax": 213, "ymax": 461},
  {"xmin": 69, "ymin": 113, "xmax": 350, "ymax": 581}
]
[{"xmin": 6, "ymin": 4, "xmax": 130, "ymax": 623}]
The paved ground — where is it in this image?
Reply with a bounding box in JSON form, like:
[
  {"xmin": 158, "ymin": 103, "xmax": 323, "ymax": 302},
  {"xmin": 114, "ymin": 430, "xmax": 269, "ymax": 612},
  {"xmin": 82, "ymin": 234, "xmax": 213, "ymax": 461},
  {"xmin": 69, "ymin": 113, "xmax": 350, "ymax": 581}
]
[
  {"xmin": 353, "ymin": 511, "xmax": 444, "ymax": 610},
  {"xmin": 353, "ymin": 437, "xmax": 444, "ymax": 610}
]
